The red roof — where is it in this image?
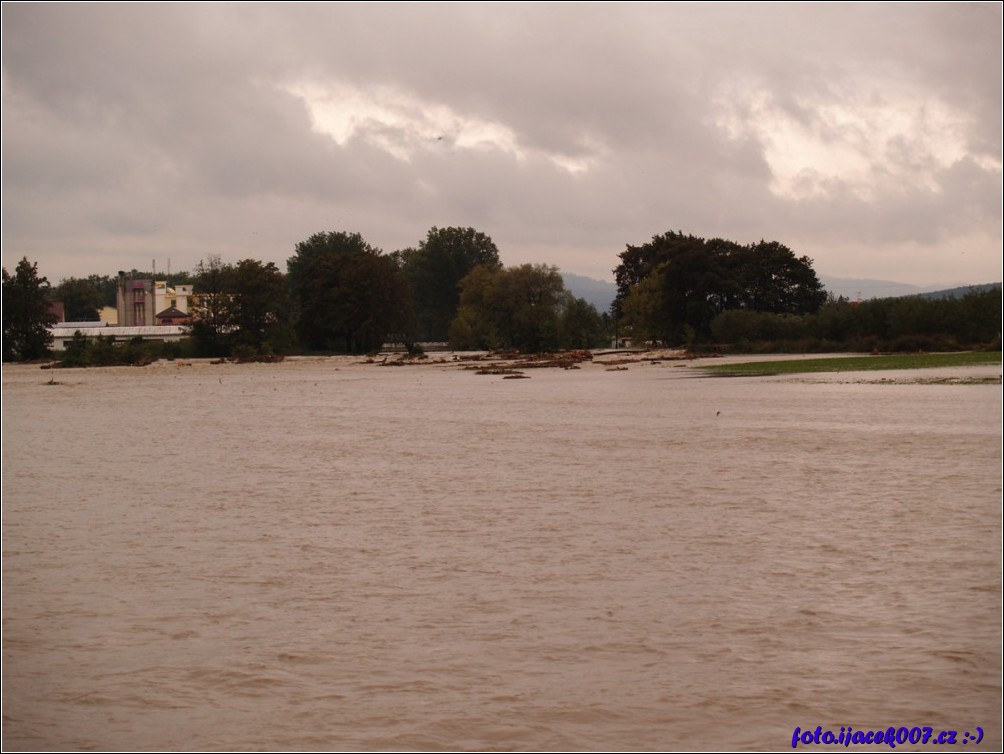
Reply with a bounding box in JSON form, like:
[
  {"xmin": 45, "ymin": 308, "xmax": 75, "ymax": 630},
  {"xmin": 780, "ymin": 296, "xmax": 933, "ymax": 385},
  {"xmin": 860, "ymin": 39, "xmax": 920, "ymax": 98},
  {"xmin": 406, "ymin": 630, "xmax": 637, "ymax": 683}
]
[{"xmin": 155, "ymin": 306, "xmax": 190, "ymax": 322}]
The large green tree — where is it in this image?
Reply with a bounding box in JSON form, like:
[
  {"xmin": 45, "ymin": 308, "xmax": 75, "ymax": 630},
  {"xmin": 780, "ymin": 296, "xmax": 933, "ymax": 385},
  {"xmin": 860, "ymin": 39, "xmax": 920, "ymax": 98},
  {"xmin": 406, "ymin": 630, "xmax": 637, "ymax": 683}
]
[
  {"xmin": 394, "ymin": 226, "xmax": 502, "ymax": 341},
  {"xmin": 189, "ymin": 256, "xmax": 293, "ymax": 357},
  {"xmin": 614, "ymin": 231, "xmax": 826, "ymax": 345},
  {"xmin": 729, "ymin": 240, "xmax": 828, "ymax": 315},
  {"xmin": 450, "ymin": 263, "xmax": 591, "ymax": 352},
  {"xmin": 229, "ymin": 259, "xmax": 293, "ymax": 353},
  {"xmin": 289, "ymin": 231, "xmax": 412, "ymax": 353},
  {"xmin": 3, "ymin": 257, "xmax": 59, "ymax": 361},
  {"xmin": 613, "ymin": 230, "xmax": 701, "ymax": 316}
]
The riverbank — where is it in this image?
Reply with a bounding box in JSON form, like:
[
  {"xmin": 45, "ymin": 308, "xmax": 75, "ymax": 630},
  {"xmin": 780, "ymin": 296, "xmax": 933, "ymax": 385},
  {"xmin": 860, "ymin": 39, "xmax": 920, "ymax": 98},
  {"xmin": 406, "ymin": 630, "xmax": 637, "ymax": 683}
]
[{"xmin": 12, "ymin": 347, "xmax": 1002, "ymax": 386}]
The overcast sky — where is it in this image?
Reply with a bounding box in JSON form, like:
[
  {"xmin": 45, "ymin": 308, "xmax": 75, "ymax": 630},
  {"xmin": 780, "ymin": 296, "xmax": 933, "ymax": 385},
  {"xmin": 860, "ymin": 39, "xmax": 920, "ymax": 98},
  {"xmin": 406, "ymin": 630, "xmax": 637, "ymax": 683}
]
[{"xmin": 2, "ymin": 3, "xmax": 1001, "ymax": 287}]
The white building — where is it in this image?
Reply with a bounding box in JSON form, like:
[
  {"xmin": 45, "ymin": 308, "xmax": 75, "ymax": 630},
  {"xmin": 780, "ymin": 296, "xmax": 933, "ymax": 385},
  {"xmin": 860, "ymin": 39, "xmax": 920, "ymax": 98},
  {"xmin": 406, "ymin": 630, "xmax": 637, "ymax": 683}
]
[{"xmin": 48, "ymin": 325, "xmax": 188, "ymax": 351}]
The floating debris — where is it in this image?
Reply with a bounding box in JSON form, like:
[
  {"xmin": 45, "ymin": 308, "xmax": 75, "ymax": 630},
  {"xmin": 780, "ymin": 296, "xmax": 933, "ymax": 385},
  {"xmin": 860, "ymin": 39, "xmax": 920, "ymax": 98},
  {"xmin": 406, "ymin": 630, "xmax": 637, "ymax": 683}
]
[
  {"xmin": 232, "ymin": 354, "xmax": 284, "ymax": 363},
  {"xmin": 476, "ymin": 367, "xmax": 526, "ymax": 376}
]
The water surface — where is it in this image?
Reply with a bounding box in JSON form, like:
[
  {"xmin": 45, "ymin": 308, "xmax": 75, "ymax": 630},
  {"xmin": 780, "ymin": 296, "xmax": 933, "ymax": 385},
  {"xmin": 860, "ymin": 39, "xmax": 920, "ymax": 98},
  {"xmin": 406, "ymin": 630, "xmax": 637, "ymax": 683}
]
[{"xmin": 3, "ymin": 356, "xmax": 1000, "ymax": 750}]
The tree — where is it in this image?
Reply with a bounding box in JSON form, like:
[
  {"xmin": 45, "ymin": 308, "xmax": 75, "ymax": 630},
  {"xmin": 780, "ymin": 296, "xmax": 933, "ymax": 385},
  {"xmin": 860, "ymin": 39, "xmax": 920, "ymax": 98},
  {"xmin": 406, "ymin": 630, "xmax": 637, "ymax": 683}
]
[
  {"xmin": 450, "ymin": 263, "xmax": 568, "ymax": 352},
  {"xmin": 558, "ymin": 294, "xmax": 605, "ymax": 349},
  {"xmin": 87, "ymin": 274, "xmax": 119, "ymax": 308},
  {"xmin": 447, "ymin": 265, "xmax": 504, "ymax": 350},
  {"xmin": 502, "ymin": 263, "xmax": 566, "ymax": 352},
  {"xmin": 54, "ymin": 277, "xmax": 105, "ymax": 321},
  {"xmin": 728, "ymin": 240, "xmax": 827, "ymax": 315},
  {"xmin": 613, "ymin": 231, "xmax": 826, "ymax": 345},
  {"xmin": 189, "ymin": 256, "xmax": 294, "ymax": 357},
  {"xmin": 395, "ymin": 226, "xmax": 502, "ymax": 341},
  {"xmin": 3, "ymin": 257, "xmax": 58, "ymax": 361},
  {"xmin": 189, "ymin": 255, "xmax": 235, "ymax": 357},
  {"xmin": 288, "ymin": 231, "xmax": 412, "ymax": 353},
  {"xmin": 228, "ymin": 259, "xmax": 293, "ymax": 354},
  {"xmin": 618, "ymin": 272, "xmax": 664, "ymax": 345},
  {"xmin": 613, "ymin": 230, "xmax": 700, "ymax": 317}
]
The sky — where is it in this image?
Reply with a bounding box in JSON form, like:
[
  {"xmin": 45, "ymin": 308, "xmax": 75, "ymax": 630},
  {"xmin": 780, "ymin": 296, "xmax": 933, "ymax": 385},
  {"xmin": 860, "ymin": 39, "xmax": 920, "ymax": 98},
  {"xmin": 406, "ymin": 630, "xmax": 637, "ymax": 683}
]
[{"xmin": 2, "ymin": 2, "xmax": 1001, "ymax": 287}]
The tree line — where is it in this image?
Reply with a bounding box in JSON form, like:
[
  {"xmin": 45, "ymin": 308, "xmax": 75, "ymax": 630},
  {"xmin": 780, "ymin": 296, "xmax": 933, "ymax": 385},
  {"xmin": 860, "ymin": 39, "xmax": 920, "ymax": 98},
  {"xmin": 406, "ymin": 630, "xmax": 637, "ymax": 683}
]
[
  {"xmin": 713, "ymin": 288, "xmax": 1001, "ymax": 354},
  {"xmin": 3, "ymin": 226, "xmax": 999, "ymax": 363},
  {"xmin": 613, "ymin": 230, "xmax": 1000, "ymax": 352},
  {"xmin": 2, "ymin": 226, "xmax": 608, "ymax": 362}
]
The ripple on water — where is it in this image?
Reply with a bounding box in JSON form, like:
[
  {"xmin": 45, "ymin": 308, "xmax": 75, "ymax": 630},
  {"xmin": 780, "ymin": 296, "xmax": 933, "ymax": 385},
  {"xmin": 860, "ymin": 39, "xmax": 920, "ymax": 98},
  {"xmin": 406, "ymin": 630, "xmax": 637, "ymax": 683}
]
[{"xmin": 2, "ymin": 360, "xmax": 1000, "ymax": 750}]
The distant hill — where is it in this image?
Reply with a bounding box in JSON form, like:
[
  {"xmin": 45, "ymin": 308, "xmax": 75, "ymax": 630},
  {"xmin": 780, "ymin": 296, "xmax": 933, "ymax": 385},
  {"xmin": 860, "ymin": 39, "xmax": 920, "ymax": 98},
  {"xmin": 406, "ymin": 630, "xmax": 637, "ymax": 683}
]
[
  {"xmin": 563, "ymin": 272, "xmax": 998, "ymax": 312},
  {"xmin": 820, "ymin": 275, "xmax": 931, "ymax": 300},
  {"xmin": 821, "ymin": 275, "xmax": 1001, "ymax": 301},
  {"xmin": 917, "ymin": 283, "xmax": 1001, "ymax": 301},
  {"xmin": 561, "ymin": 273, "xmax": 616, "ymax": 313}
]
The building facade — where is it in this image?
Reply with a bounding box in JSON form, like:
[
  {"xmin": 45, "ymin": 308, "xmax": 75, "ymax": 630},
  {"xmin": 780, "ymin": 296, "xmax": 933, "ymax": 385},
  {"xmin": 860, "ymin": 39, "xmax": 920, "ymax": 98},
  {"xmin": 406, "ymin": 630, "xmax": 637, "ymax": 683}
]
[
  {"xmin": 153, "ymin": 280, "xmax": 193, "ymax": 317},
  {"xmin": 116, "ymin": 272, "xmax": 155, "ymax": 327},
  {"xmin": 117, "ymin": 273, "xmax": 193, "ymax": 327}
]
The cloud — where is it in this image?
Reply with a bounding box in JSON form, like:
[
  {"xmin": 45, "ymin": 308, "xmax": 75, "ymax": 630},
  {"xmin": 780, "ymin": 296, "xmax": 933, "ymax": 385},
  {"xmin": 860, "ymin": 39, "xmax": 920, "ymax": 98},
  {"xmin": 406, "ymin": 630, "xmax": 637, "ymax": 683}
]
[{"xmin": 1, "ymin": 3, "xmax": 1000, "ymax": 286}]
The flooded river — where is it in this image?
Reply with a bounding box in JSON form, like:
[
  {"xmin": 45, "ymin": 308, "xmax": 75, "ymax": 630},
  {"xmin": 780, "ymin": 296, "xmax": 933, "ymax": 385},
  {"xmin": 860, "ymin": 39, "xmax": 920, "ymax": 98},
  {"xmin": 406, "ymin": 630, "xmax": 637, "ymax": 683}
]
[{"xmin": 2, "ymin": 354, "xmax": 1001, "ymax": 750}]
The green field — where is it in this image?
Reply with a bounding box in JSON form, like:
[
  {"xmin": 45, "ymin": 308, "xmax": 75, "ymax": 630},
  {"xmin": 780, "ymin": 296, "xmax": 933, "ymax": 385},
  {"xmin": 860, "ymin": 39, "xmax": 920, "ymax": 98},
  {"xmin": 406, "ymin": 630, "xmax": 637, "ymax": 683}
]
[{"xmin": 698, "ymin": 351, "xmax": 1002, "ymax": 376}]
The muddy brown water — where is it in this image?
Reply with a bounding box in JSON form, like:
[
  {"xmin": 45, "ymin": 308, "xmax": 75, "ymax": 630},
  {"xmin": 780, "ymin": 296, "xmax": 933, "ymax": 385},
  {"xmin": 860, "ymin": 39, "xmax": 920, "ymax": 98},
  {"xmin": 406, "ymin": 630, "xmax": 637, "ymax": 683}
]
[{"xmin": 3, "ymin": 356, "xmax": 1000, "ymax": 750}]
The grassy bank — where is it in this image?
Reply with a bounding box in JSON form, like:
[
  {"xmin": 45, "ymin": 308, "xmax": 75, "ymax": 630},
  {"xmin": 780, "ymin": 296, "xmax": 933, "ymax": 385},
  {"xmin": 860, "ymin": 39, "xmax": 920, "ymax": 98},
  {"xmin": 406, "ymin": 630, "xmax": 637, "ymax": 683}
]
[{"xmin": 697, "ymin": 351, "xmax": 1002, "ymax": 376}]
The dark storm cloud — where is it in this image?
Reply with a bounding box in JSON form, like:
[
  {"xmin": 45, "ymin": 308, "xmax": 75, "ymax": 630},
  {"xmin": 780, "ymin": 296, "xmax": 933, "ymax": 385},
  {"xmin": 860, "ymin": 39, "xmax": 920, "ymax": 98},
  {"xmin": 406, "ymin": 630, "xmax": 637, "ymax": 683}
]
[{"xmin": 2, "ymin": 3, "xmax": 1000, "ymax": 285}]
